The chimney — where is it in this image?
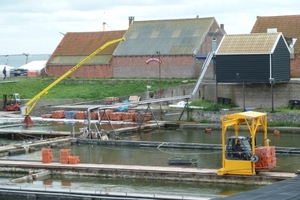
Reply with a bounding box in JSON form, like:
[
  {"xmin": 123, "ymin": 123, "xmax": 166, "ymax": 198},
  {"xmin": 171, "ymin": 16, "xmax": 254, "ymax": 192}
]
[
  {"xmin": 129, "ymin": 16, "xmax": 135, "ymax": 26},
  {"xmin": 220, "ymin": 24, "xmax": 224, "ymax": 31}
]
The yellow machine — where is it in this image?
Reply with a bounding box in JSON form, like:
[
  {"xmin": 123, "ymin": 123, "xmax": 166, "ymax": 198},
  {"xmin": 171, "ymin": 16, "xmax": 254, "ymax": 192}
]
[
  {"xmin": 217, "ymin": 111, "xmax": 276, "ymax": 176},
  {"xmin": 22, "ymin": 38, "xmax": 125, "ymax": 125}
]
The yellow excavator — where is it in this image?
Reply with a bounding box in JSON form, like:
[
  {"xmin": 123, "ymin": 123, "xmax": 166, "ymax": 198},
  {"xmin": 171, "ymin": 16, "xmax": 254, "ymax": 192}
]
[
  {"xmin": 22, "ymin": 38, "xmax": 125, "ymax": 126},
  {"xmin": 217, "ymin": 111, "xmax": 276, "ymax": 176}
]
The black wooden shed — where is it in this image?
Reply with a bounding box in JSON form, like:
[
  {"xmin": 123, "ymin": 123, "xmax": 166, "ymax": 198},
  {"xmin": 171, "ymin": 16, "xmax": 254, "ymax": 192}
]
[{"xmin": 215, "ymin": 32, "xmax": 290, "ymax": 83}]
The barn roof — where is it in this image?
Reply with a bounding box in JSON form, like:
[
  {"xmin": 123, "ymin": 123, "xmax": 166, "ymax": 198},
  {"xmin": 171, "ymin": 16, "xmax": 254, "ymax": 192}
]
[
  {"xmin": 47, "ymin": 30, "xmax": 126, "ymax": 65},
  {"xmin": 113, "ymin": 17, "xmax": 215, "ymax": 56},
  {"xmin": 251, "ymin": 15, "xmax": 300, "ymax": 53},
  {"xmin": 216, "ymin": 32, "xmax": 287, "ymax": 55}
]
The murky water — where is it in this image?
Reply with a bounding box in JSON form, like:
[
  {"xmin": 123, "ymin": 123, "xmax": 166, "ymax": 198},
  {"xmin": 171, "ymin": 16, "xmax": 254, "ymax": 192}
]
[
  {"xmin": 14, "ymin": 175, "xmax": 260, "ymax": 198},
  {"xmin": 1, "ymin": 121, "xmax": 300, "ymax": 198},
  {"xmin": 2, "ymin": 121, "xmax": 298, "ymax": 147}
]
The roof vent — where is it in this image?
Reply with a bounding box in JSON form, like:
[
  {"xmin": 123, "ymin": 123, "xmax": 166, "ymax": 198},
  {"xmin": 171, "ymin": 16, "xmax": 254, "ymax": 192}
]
[{"xmin": 267, "ymin": 28, "xmax": 277, "ymax": 33}]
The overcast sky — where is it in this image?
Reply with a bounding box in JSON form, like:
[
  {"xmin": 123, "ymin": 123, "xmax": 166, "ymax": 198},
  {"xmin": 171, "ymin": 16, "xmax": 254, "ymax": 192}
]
[{"xmin": 0, "ymin": 0, "xmax": 299, "ymax": 55}]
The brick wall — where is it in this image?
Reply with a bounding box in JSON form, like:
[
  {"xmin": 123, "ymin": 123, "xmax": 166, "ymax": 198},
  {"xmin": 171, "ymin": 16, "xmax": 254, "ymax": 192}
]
[
  {"xmin": 290, "ymin": 54, "xmax": 300, "ymax": 77},
  {"xmin": 45, "ymin": 64, "xmax": 113, "ymax": 78},
  {"xmin": 113, "ymin": 56, "xmax": 193, "ymax": 78},
  {"xmin": 155, "ymin": 80, "xmax": 300, "ymax": 109},
  {"xmin": 113, "ymin": 55, "xmax": 215, "ymax": 79}
]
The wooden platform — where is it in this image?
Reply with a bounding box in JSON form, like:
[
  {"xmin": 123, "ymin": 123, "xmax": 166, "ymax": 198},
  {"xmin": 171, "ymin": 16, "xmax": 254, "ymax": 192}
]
[
  {"xmin": 0, "ymin": 160, "xmax": 295, "ymax": 185},
  {"xmin": 0, "ymin": 129, "xmax": 71, "ymax": 136}
]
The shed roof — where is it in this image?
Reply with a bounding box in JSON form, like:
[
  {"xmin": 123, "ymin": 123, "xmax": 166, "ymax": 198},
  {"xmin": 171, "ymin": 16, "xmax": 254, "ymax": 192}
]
[
  {"xmin": 216, "ymin": 32, "xmax": 285, "ymax": 55},
  {"xmin": 113, "ymin": 17, "xmax": 215, "ymax": 56},
  {"xmin": 251, "ymin": 15, "xmax": 300, "ymax": 53},
  {"xmin": 47, "ymin": 30, "xmax": 126, "ymax": 65}
]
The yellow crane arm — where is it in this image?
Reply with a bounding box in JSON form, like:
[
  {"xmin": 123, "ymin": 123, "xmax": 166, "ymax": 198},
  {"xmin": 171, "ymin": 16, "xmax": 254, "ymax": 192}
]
[{"xmin": 23, "ymin": 37, "xmax": 125, "ymax": 116}]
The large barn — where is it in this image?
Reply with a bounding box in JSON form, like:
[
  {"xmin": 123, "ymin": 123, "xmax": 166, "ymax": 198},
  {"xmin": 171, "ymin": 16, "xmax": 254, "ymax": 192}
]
[
  {"xmin": 113, "ymin": 17, "xmax": 225, "ymax": 79},
  {"xmin": 46, "ymin": 17, "xmax": 226, "ymax": 79},
  {"xmin": 45, "ymin": 30, "xmax": 126, "ymax": 78}
]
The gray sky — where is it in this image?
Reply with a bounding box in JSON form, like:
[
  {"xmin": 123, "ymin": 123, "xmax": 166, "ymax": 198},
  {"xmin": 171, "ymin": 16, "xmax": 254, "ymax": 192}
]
[{"xmin": 0, "ymin": 0, "xmax": 299, "ymax": 55}]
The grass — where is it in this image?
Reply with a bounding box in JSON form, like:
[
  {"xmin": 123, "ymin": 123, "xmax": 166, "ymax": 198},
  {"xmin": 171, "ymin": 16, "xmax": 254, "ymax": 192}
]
[
  {"xmin": 3, "ymin": 76, "xmax": 300, "ymax": 127},
  {"xmin": 189, "ymin": 99, "xmax": 234, "ymax": 111},
  {"xmin": 1, "ymin": 77, "xmax": 191, "ymax": 100},
  {"xmin": 268, "ymin": 121, "xmax": 300, "ymax": 127}
]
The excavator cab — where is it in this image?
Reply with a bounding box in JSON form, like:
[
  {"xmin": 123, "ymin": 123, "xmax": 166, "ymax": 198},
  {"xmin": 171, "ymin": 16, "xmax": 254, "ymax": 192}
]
[
  {"xmin": 3, "ymin": 93, "xmax": 21, "ymax": 111},
  {"xmin": 218, "ymin": 111, "xmax": 276, "ymax": 176}
]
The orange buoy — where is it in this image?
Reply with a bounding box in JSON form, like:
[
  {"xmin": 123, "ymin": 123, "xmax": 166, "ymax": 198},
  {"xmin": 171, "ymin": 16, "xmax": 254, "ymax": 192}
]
[{"xmin": 274, "ymin": 129, "xmax": 280, "ymax": 136}]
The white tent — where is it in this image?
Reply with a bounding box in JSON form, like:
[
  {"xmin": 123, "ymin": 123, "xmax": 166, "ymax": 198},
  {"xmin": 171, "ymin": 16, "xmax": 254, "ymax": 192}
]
[
  {"xmin": 0, "ymin": 65, "xmax": 16, "ymax": 78},
  {"xmin": 19, "ymin": 60, "xmax": 47, "ymax": 74}
]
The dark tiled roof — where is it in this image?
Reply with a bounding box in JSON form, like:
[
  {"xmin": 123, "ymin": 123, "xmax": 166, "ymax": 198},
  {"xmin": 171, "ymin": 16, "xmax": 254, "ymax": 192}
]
[
  {"xmin": 251, "ymin": 15, "xmax": 300, "ymax": 53},
  {"xmin": 114, "ymin": 17, "xmax": 216, "ymax": 56}
]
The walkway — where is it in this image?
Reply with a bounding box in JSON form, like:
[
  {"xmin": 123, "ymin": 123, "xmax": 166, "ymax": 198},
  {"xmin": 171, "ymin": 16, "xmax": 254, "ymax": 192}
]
[
  {"xmin": 0, "ymin": 160, "xmax": 295, "ymax": 185},
  {"xmin": 212, "ymin": 174, "xmax": 300, "ymax": 200}
]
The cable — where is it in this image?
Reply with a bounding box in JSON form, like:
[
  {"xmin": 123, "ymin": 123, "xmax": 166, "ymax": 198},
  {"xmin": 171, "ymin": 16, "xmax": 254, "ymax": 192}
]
[{"xmin": 157, "ymin": 142, "xmax": 222, "ymax": 155}]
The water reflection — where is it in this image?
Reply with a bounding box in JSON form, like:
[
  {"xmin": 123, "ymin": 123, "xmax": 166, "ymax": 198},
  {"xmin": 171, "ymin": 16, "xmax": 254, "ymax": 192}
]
[{"xmin": 16, "ymin": 175, "xmax": 260, "ymax": 198}]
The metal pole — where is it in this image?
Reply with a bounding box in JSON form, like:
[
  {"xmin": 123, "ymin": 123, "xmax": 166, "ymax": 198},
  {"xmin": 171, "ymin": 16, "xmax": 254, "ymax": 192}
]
[
  {"xmin": 158, "ymin": 51, "xmax": 161, "ymax": 99},
  {"xmin": 243, "ymin": 81, "xmax": 246, "ymax": 111},
  {"xmin": 215, "ymin": 81, "xmax": 219, "ymax": 111},
  {"xmin": 157, "ymin": 51, "xmax": 162, "ymax": 119},
  {"xmin": 269, "ymin": 78, "xmax": 275, "ymax": 113}
]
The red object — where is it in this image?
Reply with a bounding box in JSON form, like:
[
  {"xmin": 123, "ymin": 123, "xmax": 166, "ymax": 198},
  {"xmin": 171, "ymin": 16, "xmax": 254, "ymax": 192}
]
[
  {"xmin": 255, "ymin": 146, "xmax": 276, "ymax": 170},
  {"xmin": 23, "ymin": 115, "xmax": 34, "ymax": 126},
  {"xmin": 42, "ymin": 148, "xmax": 53, "ymax": 163},
  {"xmin": 52, "ymin": 110, "xmax": 65, "ymax": 118},
  {"xmin": 68, "ymin": 156, "xmax": 80, "ymax": 164}
]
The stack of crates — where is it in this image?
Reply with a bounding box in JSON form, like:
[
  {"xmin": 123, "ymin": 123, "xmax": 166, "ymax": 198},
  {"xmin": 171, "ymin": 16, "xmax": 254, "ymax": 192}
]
[
  {"xmin": 255, "ymin": 146, "xmax": 276, "ymax": 171},
  {"xmin": 60, "ymin": 149, "xmax": 71, "ymax": 164},
  {"xmin": 60, "ymin": 149, "xmax": 80, "ymax": 164},
  {"xmin": 41, "ymin": 148, "xmax": 53, "ymax": 163},
  {"xmin": 105, "ymin": 97, "xmax": 119, "ymax": 105},
  {"xmin": 99, "ymin": 110, "xmax": 113, "ymax": 120},
  {"xmin": 75, "ymin": 111, "xmax": 86, "ymax": 119},
  {"xmin": 52, "ymin": 110, "xmax": 65, "ymax": 118},
  {"xmin": 68, "ymin": 156, "xmax": 80, "ymax": 164}
]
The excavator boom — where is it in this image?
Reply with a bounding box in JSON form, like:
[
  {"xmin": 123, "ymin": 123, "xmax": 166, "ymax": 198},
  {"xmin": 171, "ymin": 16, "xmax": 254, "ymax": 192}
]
[{"xmin": 23, "ymin": 37, "xmax": 125, "ymax": 125}]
